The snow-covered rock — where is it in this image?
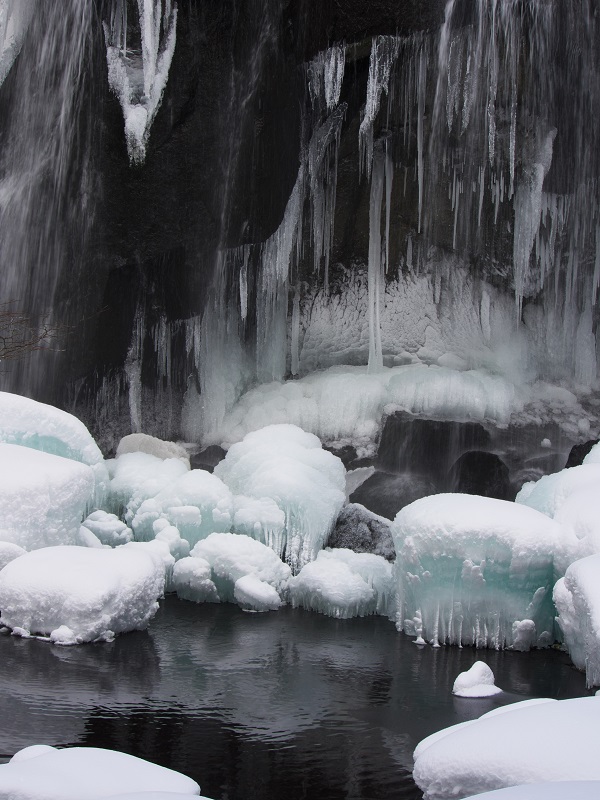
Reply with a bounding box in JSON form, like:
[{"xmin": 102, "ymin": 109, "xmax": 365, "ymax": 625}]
[
  {"xmin": 0, "ymin": 544, "xmax": 170, "ymax": 643},
  {"xmin": 452, "ymin": 661, "xmax": 502, "ymax": 697},
  {"xmin": 461, "ymin": 783, "xmax": 600, "ymax": 800},
  {"xmin": 0, "ymin": 745, "xmax": 200, "ymax": 798},
  {"xmin": 215, "ymin": 424, "xmax": 346, "ymax": 571},
  {"xmin": 0, "ymin": 541, "xmax": 26, "ymax": 571},
  {"xmin": 413, "ymin": 696, "xmax": 600, "ymax": 799},
  {"xmin": 392, "ymin": 494, "xmax": 563, "ymax": 649},
  {"xmin": 0, "ymin": 444, "xmax": 95, "ymax": 551},
  {"xmin": 554, "ymin": 554, "xmax": 600, "ymax": 687},
  {"xmin": 327, "ymin": 502, "xmax": 395, "ymax": 560},
  {"xmin": 116, "ymin": 432, "xmax": 190, "ymax": 466},
  {"xmin": 81, "ymin": 510, "xmax": 133, "ymax": 547}
]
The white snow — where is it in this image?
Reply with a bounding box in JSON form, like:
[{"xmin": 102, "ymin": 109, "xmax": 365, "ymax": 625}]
[
  {"xmin": 0, "ymin": 745, "xmax": 200, "ymax": 799},
  {"xmin": 0, "ymin": 541, "xmax": 25, "ymax": 570},
  {"xmin": 516, "ymin": 464, "xmax": 600, "ymax": 519},
  {"xmin": 461, "ymin": 783, "xmax": 600, "ymax": 800},
  {"xmin": 554, "ymin": 554, "xmax": 600, "ymax": 687},
  {"xmin": 288, "ymin": 547, "xmax": 394, "ymax": 619},
  {"xmin": 214, "ymin": 424, "xmax": 345, "ymax": 571},
  {"xmin": 0, "ymin": 444, "xmax": 95, "ymax": 551},
  {"xmin": 117, "ymin": 432, "xmax": 190, "ymax": 466},
  {"xmin": 81, "ymin": 510, "xmax": 133, "ymax": 547},
  {"xmin": 0, "ymin": 391, "xmax": 108, "ymax": 503},
  {"xmin": 412, "ymin": 696, "xmax": 600, "ymax": 800},
  {"xmin": 172, "ymin": 555, "xmax": 219, "ymax": 604},
  {"xmin": 452, "ymin": 661, "xmax": 502, "ymax": 697},
  {"xmin": 0, "ymin": 543, "xmax": 170, "ymax": 643},
  {"xmin": 233, "ymin": 574, "xmax": 282, "ymax": 612},
  {"xmin": 392, "ymin": 494, "xmax": 563, "ymax": 649}
]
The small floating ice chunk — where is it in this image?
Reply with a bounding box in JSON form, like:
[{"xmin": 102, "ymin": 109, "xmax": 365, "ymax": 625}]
[
  {"xmin": 452, "ymin": 661, "xmax": 502, "ymax": 697},
  {"xmin": 0, "ymin": 745, "xmax": 200, "ymax": 798},
  {"xmin": 0, "ymin": 544, "xmax": 169, "ymax": 643}
]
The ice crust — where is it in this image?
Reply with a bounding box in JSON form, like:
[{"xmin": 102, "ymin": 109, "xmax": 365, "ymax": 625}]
[
  {"xmin": 109, "ymin": 451, "xmax": 189, "ymax": 524},
  {"xmin": 214, "ymin": 424, "xmax": 346, "ymax": 571},
  {"xmin": 413, "ymin": 696, "xmax": 600, "ymax": 800},
  {"xmin": 0, "ymin": 745, "xmax": 201, "ymax": 799},
  {"xmin": 0, "ymin": 391, "xmax": 108, "ymax": 503},
  {"xmin": 392, "ymin": 494, "xmax": 562, "ymax": 649},
  {"xmin": 0, "ymin": 544, "xmax": 170, "ymax": 643},
  {"xmin": 452, "ymin": 661, "xmax": 502, "ymax": 697},
  {"xmin": 0, "ymin": 444, "xmax": 95, "ymax": 551}
]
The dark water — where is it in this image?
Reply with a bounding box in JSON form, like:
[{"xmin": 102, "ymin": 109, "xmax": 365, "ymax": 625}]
[{"xmin": 0, "ymin": 597, "xmax": 590, "ymax": 800}]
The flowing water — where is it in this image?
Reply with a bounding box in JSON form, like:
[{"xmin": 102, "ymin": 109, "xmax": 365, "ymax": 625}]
[{"xmin": 0, "ymin": 597, "xmax": 589, "ymax": 799}]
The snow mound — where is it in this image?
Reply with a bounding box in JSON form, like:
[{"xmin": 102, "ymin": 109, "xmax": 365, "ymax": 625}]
[
  {"xmin": 0, "ymin": 541, "xmax": 26, "ymax": 571},
  {"xmin": 516, "ymin": 464, "xmax": 600, "ymax": 519},
  {"xmin": 0, "ymin": 544, "xmax": 170, "ymax": 643},
  {"xmin": 461, "ymin": 782, "xmax": 600, "ymax": 799},
  {"xmin": 172, "ymin": 556, "xmax": 219, "ymax": 604},
  {"xmin": 0, "ymin": 444, "xmax": 95, "ymax": 551},
  {"xmin": 0, "ymin": 391, "xmax": 108, "ymax": 503},
  {"xmin": 0, "ymin": 745, "xmax": 200, "ymax": 799},
  {"xmin": 554, "ymin": 554, "xmax": 600, "ymax": 687},
  {"xmin": 187, "ymin": 532, "xmax": 291, "ymax": 609},
  {"xmin": 413, "ymin": 696, "xmax": 600, "ymax": 800},
  {"xmin": 452, "ymin": 661, "xmax": 502, "ymax": 697},
  {"xmin": 109, "ymin": 452, "xmax": 189, "ymax": 525},
  {"xmin": 131, "ymin": 469, "xmax": 233, "ymax": 548},
  {"xmin": 117, "ymin": 432, "xmax": 190, "ymax": 466},
  {"xmin": 288, "ymin": 547, "xmax": 394, "ymax": 618},
  {"xmin": 215, "ymin": 424, "xmax": 346, "ymax": 571},
  {"xmin": 392, "ymin": 494, "xmax": 563, "ymax": 649},
  {"xmin": 81, "ymin": 510, "xmax": 133, "ymax": 547}
]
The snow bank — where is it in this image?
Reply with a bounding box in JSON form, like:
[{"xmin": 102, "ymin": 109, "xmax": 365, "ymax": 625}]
[
  {"xmin": 516, "ymin": 464, "xmax": 600, "ymax": 519},
  {"xmin": 0, "ymin": 391, "xmax": 108, "ymax": 503},
  {"xmin": 109, "ymin": 452, "xmax": 189, "ymax": 524},
  {"xmin": 392, "ymin": 494, "xmax": 562, "ymax": 648},
  {"xmin": 288, "ymin": 547, "xmax": 394, "ymax": 619},
  {"xmin": 452, "ymin": 661, "xmax": 502, "ymax": 697},
  {"xmin": 215, "ymin": 424, "xmax": 345, "ymax": 571},
  {"xmin": 461, "ymin": 782, "xmax": 600, "ymax": 799},
  {"xmin": 0, "ymin": 745, "xmax": 200, "ymax": 799},
  {"xmin": 554, "ymin": 554, "xmax": 600, "ymax": 687},
  {"xmin": 0, "ymin": 444, "xmax": 94, "ymax": 551},
  {"xmin": 0, "ymin": 544, "xmax": 170, "ymax": 643},
  {"xmin": 117, "ymin": 432, "xmax": 190, "ymax": 466},
  {"xmin": 413, "ymin": 696, "xmax": 600, "ymax": 799}
]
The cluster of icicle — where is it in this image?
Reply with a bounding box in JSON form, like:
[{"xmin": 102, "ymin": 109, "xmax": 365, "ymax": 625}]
[{"xmin": 103, "ymin": 0, "xmax": 177, "ymax": 165}]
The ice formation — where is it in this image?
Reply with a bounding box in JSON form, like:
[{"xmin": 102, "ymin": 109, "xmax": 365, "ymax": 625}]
[
  {"xmin": 288, "ymin": 548, "xmax": 394, "ymax": 619},
  {"xmin": 0, "ymin": 444, "xmax": 95, "ymax": 551},
  {"xmin": 460, "ymin": 783, "xmax": 600, "ymax": 800},
  {"xmin": 116, "ymin": 432, "xmax": 190, "ymax": 466},
  {"xmin": 0, "ymin": 0, "xmax": 34, "ymax": 88},
  {"xmin": 104, "ymin": 0, "xmax": 178, "ymax": 164},
  {"xmin": 554, "ymin": 554, "xmax": 600, "ymax": 688},
  {"xmin": 0, "ymin": 543, "xmax": 170, "ymax": 644},
  {"xmin": 0, "ymin": 391, "xmax": 108, "ymax": 503},
  {"xmin": 0, "ymin": 745, "xmax": 201, "ymax": 798},
  {"xmin": 392, "ymin": 494, "xmax": 563, "ymax": 649},
  {"xmin": 413, "ymin": 696, "xmax": 600, "ymax": 800},
  {"xmin": 214, "ymin": 424, "xmax": 345, "ymax": 571},
  {"xmin": 0, "ymin": 541, "xmax": 25, "ymax": 571},
  {"xmin": 80, "ymin": 510, "xmax": 133, "ymax": 547},
  {"xmin": 131, "ymin": 468, "xmax": 233, "ymax": 547},
  {"xmin": 452, "ymin": 661, "xmax": 502, "ymax": 698}
]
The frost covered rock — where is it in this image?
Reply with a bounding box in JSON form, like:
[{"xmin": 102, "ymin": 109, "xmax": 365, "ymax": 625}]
[
  {"xmin": 215, "ymin": 424, "xmax": 346, "ymax": 571},
  {"xmin": 289, "ymin": 547, "xmax": 394, "ymax": 619},
  {"xmin": 327, "ymin": 503, "xmax": 395, "ymax": 560},
  {"xmin": 0, "ymin": 391, "xmax": 108, "ymax": 503},
  {"xmin": 132, "ymin": 469, "xmax": 233, "ymax": 548},
  {"xmin": 452, "ymin": 661, "xmax": 502, "ymax": 697},
  {"xmin": 81, "ymin": 510, "xmax": 133, "ymax": 547},
  {"xmin": 0, "ymin": 544, "xmax": 169, "ymax": 643},
  {"xmin": 554, "ymin": 554, "xmax": 600, "ymax": 687},
  {"xmin": 393, "ymin": 494, "xmax": 562, "ymax": 649},
  {"xmin": 0, "ymin": 444, "xmax": 95, "ymax": 551},
  {"xmin": 117, "ymin": 432, "xmax": 190, "ymax": 466},
  {"xmin": 187, "ymin": 532, "xmax": 291, "ymax": 610},
  {"xmin": 413, "ymin": 696, "xmax": 600, "ymax": 799},
  {"xmin": 0, "ymin": 745, "xmax": 200, "ymax": 798}
]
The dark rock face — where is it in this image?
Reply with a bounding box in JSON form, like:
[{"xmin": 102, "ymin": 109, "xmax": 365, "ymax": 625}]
[
  {"xmin": 190, "ymin": 445, "xmax": 227, "ymax": 473},
  {"xmin": 327, "ymin": 503, "xmax": 396, "ymax": 561},
  {"xmin": 350, "ymin": 470, "xmax": 438, "ymax": 521},
  {"xmin": 448, "ymin": 451, "xmax": 513, "ymax": 501},
  {"xmin": 566, "ymin": 440, "xmax": 600, "ymax": 468}
]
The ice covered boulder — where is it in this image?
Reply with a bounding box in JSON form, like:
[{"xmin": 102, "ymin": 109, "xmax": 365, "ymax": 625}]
[
  {"xmin": 288, "ymin": 548, "xmax": 394, "ymax": 619},
  {"xmin": 554, "ymin": 554, "xmax": 600, "ymax": 687},
  {"xmin": 0, "ymin": 541, "xmax": 26, "ymax": 570},
  {"xmin": 413, "ymin": 696, "xmax": 600, "ymax": 799},
  {"xmin": 131, "ymin": 469, "xmax": 233, "ymax": 548},
  {"xmin": 215, "ymin": 424, "xmax": 346, "ymax": 571},
  {"xmin": 172, "ymin": 556, "xmax": 220, "ymax": 604},
  {"xmin": 117, "ymin": 432, "xmax": 191, "ymax": 467},
  {"xmin": 0, "ymin": 544, "xmax": 170, "ymax": 643},
  {"xmin": 0, "ymin": 391, "xmax": 108, "ymax": 503},
  {"xmin": 0, "ymin": 444, "xmax": 95, "ymax": 551},
  {"xmin": 327, "ymin": 503, "xmax": 395, "ymax": 560},
  {"xmin": 108, "ymin": 452, "xmax": 189, "ymax": 524},
  {"xmin": 81, "ymin": 510, "xmax": 133, "ymax": 547},
  {"xmin": 452, "ymin": 661, "xmax": 502, "ymax": 697},
  {"xmin": 516, "ymin": 463, "xmax": 600, "ymax": 519},
  {"xmin": 186, "ymin": 532, "xmax": 291, "ymax": 610},
  {"xmin": 0, "ymin": 745, "xmax": 200, "ymax": 798},
  {"xmin": 393, "ymin": 494, "xmax": 563, "ymax": 649},
  {"xmin": 231, "ymin": 495, "xmax": 286, "ymax": 555}
]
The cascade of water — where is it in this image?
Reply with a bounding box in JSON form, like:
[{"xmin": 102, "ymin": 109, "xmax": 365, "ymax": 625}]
[
  {"xmin": 103, "ymin": 0, "xmax": 177, "ymax": 165},
  {"xmin": 359, "ymin": 36, "xmax": 399, "ymax": 179},
  {"xmin": 0, "ymin": 0, "xmax": 94, "ymax": 397}
]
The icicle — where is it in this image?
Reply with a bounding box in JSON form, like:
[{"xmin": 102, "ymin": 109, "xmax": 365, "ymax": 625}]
[
  {"xmin": 417, "ymin": 49, "xmax": 426, "ymax": 234},
  {"xmin": 324, "ymin": 44, "xmax": 345, "ymax": 110},
  {"xmin": 359, "ymin": 35, "xmax": 399, "ymax": 179},
  {"xmin": 239, "ymin": 248, "xmax": 249, "ymax": 322},
  {"xmin": 384, "ymin": 140, "xmax": 393, "ymax": 274},
  {"xmin": 124, "ymin": 308, "xmax": 145, "ymax": 433},
  {"xmin": 291, "ymin": 289, "xmax": 300, "ymax": 376},
  {"xmin": 593, "ymin": 225, "xmax": 600, "ymax": 306},
  {"xmin": 367, "ymin": 147, "xmax": 385, "ymax": 371}
]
